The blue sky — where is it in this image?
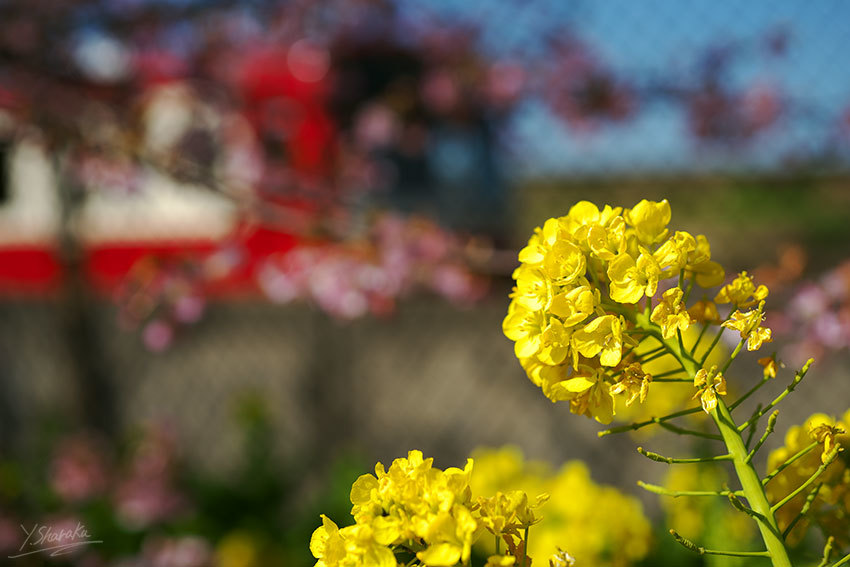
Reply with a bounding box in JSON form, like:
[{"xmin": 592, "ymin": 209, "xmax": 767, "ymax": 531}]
[{"xmin": 397, "ymin": 0, "xmax": 850, "ymax": 176}]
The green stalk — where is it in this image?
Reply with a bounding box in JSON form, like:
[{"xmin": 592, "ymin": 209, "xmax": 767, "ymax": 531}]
[
  {"xmin": 712, "ymin": 398, "xmax": 791, "ymax": 567},
  {"xmin": 632, "ymin": 312, "xmax": 792, "ymax": 567}
]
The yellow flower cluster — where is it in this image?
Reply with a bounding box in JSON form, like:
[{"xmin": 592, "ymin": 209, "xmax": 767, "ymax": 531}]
[
  {"xmin": 612, "ymin": 326, "xmax": 725, "ymax": 433},
  {"xmin": 766, "ymin": 410, "xmax": 850, "ymax": 547},
  {"xmin": 310, "ymin": 450, "xmax": 547, "ymax": 567},
  {"xmin": 469, "ymin": 447, "xmax": 651, "ymax": 567},
  {"xmin": 504, "ymin": 199, "xmax": 735, "ymax": 423}
]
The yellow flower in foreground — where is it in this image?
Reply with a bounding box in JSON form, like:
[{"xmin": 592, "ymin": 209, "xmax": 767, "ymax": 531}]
[
  {"xmin": 624, "ymin": 198, "xmax": 671, "ymax": 245},
  {"xmin": 587, "ymin": 216, "xmax": 626, "ymax": 261},
  {"xmin": 543, "ymin": 240, "xmax": 586, "ymax": 285},
  {"xmin": 653, "ymin": 230, "xmax": 696, "ymax": 271},
  {"xmin": 757, "ymin": 354, "xmax": 782, "ymax": 379},
  {"xmin": 714, "ymin": 271, "xmax": 768, "ymax": 308},
  {"xmin": 692, "ymin": 366, "xmax": 726, "ymax": 414},
  {"xmin": 809, "ymin": 422, "xmax": 845, "ymax": 464},
  {"xmin": 684, "ymin": 235, "xmax": 726, "ymax": 288},
  {"xmin": 571, "ymin": 315, "xmax": 624, "ymax": 367},
  {"xmin": 550, "ymin": 285, "xmax": 596, "ymax": 327},
  {"xmin": 722, "ymin": 307, "xmax": 772, "ymax": 351},
  {"xmin": 607, "ymin": 250, "xmax": 661, "ymax": 304},
  {"xmin": 503, "ymin": 302, "xmax": 546, "ymax": 360},
  {"xmin": 650, "ymin": 287, "xmax": 693, "ymax": 339},
  {"xmin": 316, "ymin": 450, "xmax": 554, "ymax": 567},
  {"xmin": 505, "ymin": 199, "xmax": 731, "ymax": 423},
  {"xmin": 310, "ymin": 515, "xmax": 347, "ymax": 567},
  {"xmin": 562, "ymin": 366, "xmax": 615, "ymax": 424},
  {"xmin": 471, "ymin": 447, "xmax": 650, "ymax": 567},
  {"xmin": 609, "ymin": 362, "xmax": 651, "ymax": 407},
  {"xmin": 477, "ymin": 491, "xmax": 548, "ymax": 538},
  {"xmin": 511, "ymin": 266, "xmax": 551, "ymax": 311}
]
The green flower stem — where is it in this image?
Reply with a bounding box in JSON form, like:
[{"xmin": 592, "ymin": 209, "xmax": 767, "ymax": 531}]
[
  {"xmin": 670, "ymin": 529, "xmax": 771, "ymax": 557},
  {"xmin": 738, "ymin": 359, "xmax": 814, "ymax": 431},
  {"xmin": 597, "ymin": 406, "xmax": 703, "ymax": 437},
  {"xmin": 763, "ymin": 442, "xmax": 819, "ymax": 485},
  {"xmin": 699, "ymin": 326, "xmax": 726, "ymax": 366},
  {"xmin": 689, "ymin": 322, "xmax": 710, "ymax": 357},
  {"xmin": 637, "ymin": 481, "xmax": 742, "ymax": 498},
  {"xmin": 829, "ymin": 552, "xmax": 850, "ymax": 567},
  {"xmin": 728, "ymin": 492, "xmax": 772, "ymax": 524},
  {"xmin": 719, "ymin": 338, "xmax": 746, "ymax": 375},
  {"xmin": 682, "ymin": 275, "xmax": 696, "ymax": 304},
  {"xmin": 781, "ymin": 482, "xmax": 821, "ymax": 539},
  {"xmin": 652, "ymin": 368, "xmax": 689, "ymax": 378},
  {"xmin": 729, "ymin": 376, "xmax": 770, "ymax": 411},
  {"xmin": 770, "ymin": 447, "xmax": 839, "ymax": 514},
  {"xmin": 522, "ymin": 527, "xmax": 529, "ymax": 567},
  {"xmin": 712, "ymin": 398, "xmax": 791, "ymax": 567},
  {"xmin": 744, "ymin": 404, "xmax": 765, "ymax": 448},
  {"xmin": 638, "ymin": 348, "xmax": 678, "ymax": 365},
  {"xmin": 634, "ymin": 312, "xmax": 792, "ymax": 566},
  {"xmin": 637, "ymin": 446, "xmax": 732, "ymax": 464},
  {"xmin": 677, "ymin": 328, "xmax": 688, "ymax": 363},
  {"xmin": 745, "ymin": 410, "xmax": 779, "ymax": 464},
  {"xmin": 655, "ymin": 420, "xmax": 722, "ymax": 440}
]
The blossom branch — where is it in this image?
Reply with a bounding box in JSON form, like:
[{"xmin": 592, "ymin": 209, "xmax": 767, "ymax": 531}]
[
  {"xmin": 637, "ymin": 446, "xmax": 732, "ymax": 464},
  {"xmin": 781, "ymin": 483, "xmax": 822, "ymax": 539},
  {"xmin": 637, "ymin": 481, "xmax": 742, "ymax": 498},
  {"xmin": 745, "ymin": 410, "xmax": 779, "ymax": 463},
  {"xmin": 770, "ymin": 447, "xmax": 840, "ymax": 514},
  {"xmin": 669, "ymin": 530, "xmax": 772, "ymax": 558},
  {"xmin": 738, "ymin": 359, "xmax": 814, "ymax": 431},
  {"xmin": 763, "ymin": 441, "xmax": 819, "ymax": 486}
]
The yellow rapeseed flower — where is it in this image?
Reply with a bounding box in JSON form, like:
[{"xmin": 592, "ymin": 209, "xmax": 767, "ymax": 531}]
[
  {"xmin": 607, "ymin": 249, "xmax": 661, "ymax": 304},
  {"xmin": 609, "ymin": 362, "xmax": 652, "ymax": 406},
  {"xmin": 692, "ymin": 366, "xmax": 727, "ymax": 414},
  {"xmin": 624, "ymin": 198, "xmax": 672, "ymax": 245},
  {"xmin": 571, "ymin": 315, "xmax": 625, "ymax": 367},
  {"xmin": 766, "ymin": 412, "xmax": 850, "ymax": 546},
  {"xmin": 714, "ymin": 271, "xmax": 768, "ymax": 308},
  {"xmin": 722, "ymin": 306, "xmax": 772, "ymax": 351},
  {"xmin": 688, "ymin": 299, "xmax": 721, "ymax": 324},
  {"xmin": 757, "ymin": 354, "xmax": 782, "ymax": 379},
  {"xmin": 650, "ymin": 287, "xmax": 693, "ymax": 339},
  {"xmin": 505, "ymin": 199, "xmax": 735, "ymax": 423},
  {"xmin": 684, "ymin": 235, "xmax": 725, "ymax": 288},
  {"xmin": 809, "ymin": 422, "xmax": 844, "ymax": 464}
]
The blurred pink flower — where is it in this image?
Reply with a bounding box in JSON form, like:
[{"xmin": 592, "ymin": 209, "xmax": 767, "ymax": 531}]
[
  {"xmin": 141, "ymin": 535, "xmax": 212, "ymax": 567},
  {"xmin": 789, "ymin": 283, "xmax": 828, "ymax": 321},
  {"xmin": 49, "ymin": 436, "xmax": 110, "ymax": 503},
  {"xmin": 0, "ymin": 515, "xmax": 19, "ymax": 554},
  {"xmin": 142, "ymin": 320, "xmax": 174, "ymax": 352},
  {"xmin": 113, "ymin": 426, "xmax": 185, "ymax": 529}
]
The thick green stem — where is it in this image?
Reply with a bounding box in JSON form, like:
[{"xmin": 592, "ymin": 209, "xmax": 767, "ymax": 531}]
[
  {"xmin": 712, "ymin": 398, "xmax": 791, "ymax": 567},
  {"xmin": 632, "ymin": 312, "xmax": 792, "ymax": 567}
]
